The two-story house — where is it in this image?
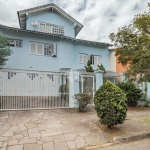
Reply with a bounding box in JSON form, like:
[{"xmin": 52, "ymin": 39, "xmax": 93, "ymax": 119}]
[
  {"xmin": 0, "ymin": 3, "xmax": 112, "ymax": 71},
  {"xmin": 0, "ymin": 3, "xmax": 117, "ymax": 109}
]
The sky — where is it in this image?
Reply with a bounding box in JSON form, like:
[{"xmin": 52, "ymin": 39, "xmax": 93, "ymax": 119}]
[{"xmin": 0, "ymin": 0, "xmax": 149, "ymax": 43}]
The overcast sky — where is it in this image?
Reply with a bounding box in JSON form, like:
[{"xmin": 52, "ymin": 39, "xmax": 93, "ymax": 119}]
[{"xmin": 0, "ymin": 0, "xmax": 149, "ymax": 43}]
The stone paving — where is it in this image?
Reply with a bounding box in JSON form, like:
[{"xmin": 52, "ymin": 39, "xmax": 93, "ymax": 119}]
[
  {"xmin": 0, "ymin": 106, "xmax": 150, "ymax": 150},
  {"xmin": 0, "ymin": 105, "xmax": 110, "ymax": 150}
]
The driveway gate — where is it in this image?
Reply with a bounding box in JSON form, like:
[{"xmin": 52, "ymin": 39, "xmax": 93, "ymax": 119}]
[{"xmin": 0, "ymin": 69, "xmax": 69, "ymax": 110}]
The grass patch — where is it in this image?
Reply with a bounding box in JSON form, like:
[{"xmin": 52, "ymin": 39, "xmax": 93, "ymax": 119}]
[
  {"xmin": 95, "ymin": 123, "xmax": 127, "ymax": 141},
  {"xmin": 139, "ymin": 118, "xmax": 150, "ymax": 125}
]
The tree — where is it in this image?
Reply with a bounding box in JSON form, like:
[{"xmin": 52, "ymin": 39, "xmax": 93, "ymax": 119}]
[
  {"xmin": 109, "ymin": 3, "xmax": 150, "ymax": 82},
  {"xmin": 0, "ymin": 34, "xmax": 12, "ymax": 68},
  {"xmin": 84, "ymin": 60, "xmax": 94, "ymax": 72},
  {"xmin": 94, "ymin": 80, "xmax": 127, "ymax": 128},
  {"xmin": 97, "ymin": 64, "xmax": 106, "ymax": 73}
]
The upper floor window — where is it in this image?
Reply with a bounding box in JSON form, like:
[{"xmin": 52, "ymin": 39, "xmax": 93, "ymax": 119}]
[
  {"xmin": 90, "ymin": 55, "xmax": 101, "ymax": 65},
  {"xmin": 30, "ymin": 42, "xmax": 57, "ymax": 57},
  {"xmin": 8, "ymin": 39, "xmax": 22, "ymax": 47},
  {"xmin": 79, "ymin": 54, "xmax": 89, "ymax": 64},
  {"xmin": 39, "ymin": 22, "xmax": 65, "ymax": 35}
]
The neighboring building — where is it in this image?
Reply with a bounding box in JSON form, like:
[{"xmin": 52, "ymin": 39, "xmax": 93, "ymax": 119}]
[{"xmin": 0, "ymin": 3, "xmax": 112, "ymax": 71}]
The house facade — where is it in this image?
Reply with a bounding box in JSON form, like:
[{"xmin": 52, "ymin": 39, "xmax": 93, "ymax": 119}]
[{"xmin": 0, "ymin": 3, "xmax": 112, "ymax": 72}]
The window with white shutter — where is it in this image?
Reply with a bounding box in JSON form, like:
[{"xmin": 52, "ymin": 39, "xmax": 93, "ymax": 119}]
[
  {"xmin": 30, "ymin": 42, "xmax": 56, "ymax": 57},
  {"xmin": 90, "ymin": 55, "xmax": 101, "ymax": 65},
  {"xmin": 79, "ymin": 54, "xmax": 89, "ymax": 64},
  {"xmin": 37, "ymin": 44, "xmax": 44, "ymax": 55},
  {"xmin": 30, "ymin": 43, "xmax": 36, "ymax": 54}
]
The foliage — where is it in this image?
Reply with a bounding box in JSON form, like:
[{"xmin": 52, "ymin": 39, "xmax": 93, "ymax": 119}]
[
  {"xmin": 97, "ymin": 64, "xmax": 106, "ymax": 73},
  {"xmin": 116, "ymin": 82, "xmax": 144, "ymax": 106},
  {"xmin": 84, "ymin": 60, "xmax": 94, "ymax": 72},
  {"xmin": 74, "ymin": 93, "xmax": 92, "ymax": 112},
  {"xmin": 59, "ymin": 84, "xmax": 69, "ymax": 93},
  {"xmin": 94, "ymin": 80, "xmax": 128, "ymax": 128},
  {"xmin": 109, "ymin": 4, "xmax": 150, "ymax": 82},
  {"xmin": 0, "ymin": 34, "xmax": 12, "ymax": 67},
  {"xmin": 59, "ymin": 84, "xmax": 69, "ymax": 101}
]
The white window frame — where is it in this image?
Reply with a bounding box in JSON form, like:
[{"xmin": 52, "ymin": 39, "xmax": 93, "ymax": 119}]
[
  {"xmin": 8, "ymin": 39, "xmax": 22, "ymax": 48},
  {"xmin": 79, "ymin": 53, "xmax": 89, "ymax": 64},
  {"xmin": 30, "ymin": 42, "xmax": 56, "ymax": 57},
  {"xmin": 30, "ymin": 42, "xmax": 44, "ymax": 56},
  {"xmin": 39, "ymin": 22, "xmax": 65, "ymax": 35},
  {"xmin": 90, "ymin": 55, "xmax": 101, "ymax": 65}
]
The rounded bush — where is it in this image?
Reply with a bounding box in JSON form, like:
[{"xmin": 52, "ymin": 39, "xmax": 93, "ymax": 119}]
[{"xmin": 94, "ymin": 80, "xmax": 128, "ymax": 128}]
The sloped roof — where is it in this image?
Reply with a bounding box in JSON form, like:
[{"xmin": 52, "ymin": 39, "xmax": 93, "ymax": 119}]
[
  {"xmin": 0, "ymin": 24, "xmax": 112, "ymax": 46},
  {"xmin": 17, "ymin": 3, "xmax": 83, "ymax": 37}
]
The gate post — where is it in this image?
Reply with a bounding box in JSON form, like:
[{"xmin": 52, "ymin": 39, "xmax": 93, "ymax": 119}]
[
  {"xmin": 69, "ymin": 69, "xmax": 79, "ymax": 108},
  {"xmin": 95, "ymin": 70, "xmax": 104, "ymax": 91}
]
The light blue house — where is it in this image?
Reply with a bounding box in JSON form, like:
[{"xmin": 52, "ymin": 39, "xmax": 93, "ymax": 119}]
[
  {"xmin": 0, "ymin": 3, "xmax": 116, "ymax": 110},
  {"xmin": 0, "ymin": 3, "xmax": 112, "ymax": 71}
]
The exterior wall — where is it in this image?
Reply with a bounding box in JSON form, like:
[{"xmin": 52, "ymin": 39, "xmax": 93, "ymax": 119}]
[
  {"xmin": 26, "ymin": 11, "xmax": 75, "ymax": 37},
  {"xmin": 109, "ymin": 51, "xmax": 116, "ymax": 72},
  {"xmin": 116, "ymin": 55, "xmax": 127, "ymax": 73},
  {"xmin": 1, "ymin": 28, "xmax": 110, "ymax": 71}
]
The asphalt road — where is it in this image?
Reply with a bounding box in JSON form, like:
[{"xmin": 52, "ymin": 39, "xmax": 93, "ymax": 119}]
[{"xmin": 99, "ymin": 138, "xmax": 150, "ymax": 150}]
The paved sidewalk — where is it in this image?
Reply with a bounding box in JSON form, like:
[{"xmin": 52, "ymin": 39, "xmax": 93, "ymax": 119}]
[
  {"xmin": 0, "ymin": 106, "xmax": 150, "ymax": 150},
  {"xmin": 98, "ymin": 138, "xmax": 150, "ymax": 150},
  {"xmin": 0, "ymin": 105, "xmax": 110, "ymax": 150},
  {"xmin": 116, "ymin": 107, "xmax": 150, "ymax": 135}
]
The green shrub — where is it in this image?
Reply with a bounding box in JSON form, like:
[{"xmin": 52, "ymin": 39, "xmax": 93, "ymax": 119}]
[
  {"xmin": 116, "ymin": 82, "xmax": 144, "ymax": 106},
  {"xmin": 74, "ymin": 93, "xmax": 92, "ymax": 112},
  {"xmin": 59, "ymin": 84, "xmax": 69, "ymax": 101},
  {"xmin": 94, "ymin": 80, "xmax": 128, "ymax": 128}
]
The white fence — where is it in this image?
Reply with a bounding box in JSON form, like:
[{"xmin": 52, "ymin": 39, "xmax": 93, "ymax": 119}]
[{"xmin": 0, "ymin": 68, "xmax": 69, "ymax": 110}]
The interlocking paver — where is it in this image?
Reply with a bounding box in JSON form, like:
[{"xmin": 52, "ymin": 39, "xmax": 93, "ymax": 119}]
[
  {"xmin": 8, "ymin": 140, "xmax": 18, "ymax": 146},
  {"xmin": 64, "ymin": 133, "xmax": 77, "ymax": 141},
  {"xmin": 7, "ymin": 145, "xmax": 23, "ymax": 150},
  {"xmin": 54, "ymin": 142, "xmax": 69, "ymax": 150},
  {"xmin": 24, "ymin": 144, "xmax": 42, "ymax": 150},
  {"xmin": 67, "ymin": 141, "xmax": 76, "ymax": 149},
  {"xmin": 2, "ymin": 131, "xmax": 13, "ymax": 137},
  {"xmin": 28, "ymin": 128, "xmax": 39, "ymax": 133},
  {"xmin": 19, "ymin": 138, "xmax": 36, "ymax": 144},
  {"xmin": 40, "ymin": 137, "xmax": 53, "ymax": 142},
  {"xmin": 75, "ymin": 136, "xmax": 85, "ymax": 148},
  {"xmin": 12, "ymin": 134, "xmax": 23, "ymax": 140},
  {"xmin": 43, "ymin": 142, "xmax": 54, "ymax": 150},
  {"xmin": 52, "ymin": 134, "xmax": 65, "ymax": 143},
  {"xmin": 29, "ymin": 133, "xmax": 41, "ymax": 138}
]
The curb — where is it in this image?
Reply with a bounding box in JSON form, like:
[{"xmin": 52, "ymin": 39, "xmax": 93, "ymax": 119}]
[{"xmin": 113, "ymin": 132, "xmax": 150, "ymax": 144}]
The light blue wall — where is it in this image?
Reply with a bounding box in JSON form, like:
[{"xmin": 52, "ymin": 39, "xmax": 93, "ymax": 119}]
[
  {"xmin": 0, "ymin": 29, "xmax": 110, "ymax": 71},
  {"xmin": 26, "ymin": 11, "xmax": 75, "ymax": 37}
]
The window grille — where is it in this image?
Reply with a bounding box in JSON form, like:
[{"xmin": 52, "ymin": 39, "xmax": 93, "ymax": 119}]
[
  {"xmin": 39, "ymin": 22, "xmax": 64, "ymax": 35},
  {"xmin": 8, "ymin": 39, "xmax": 22, "ymax": 47},
  {"xmin": 90, "ymin": 55, "xmax": 101, "ymax": 65}
]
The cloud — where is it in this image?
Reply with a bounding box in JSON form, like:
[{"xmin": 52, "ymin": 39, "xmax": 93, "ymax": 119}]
[{"xmin": 0, "ymin": 0, "xmax": 149, "ymax": 43}]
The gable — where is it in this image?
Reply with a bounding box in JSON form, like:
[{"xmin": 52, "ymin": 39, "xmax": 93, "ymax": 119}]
[
  {"xmin": 26, "ymin": 11, "xmax": 75, "ymax": 37},
  {"xmin": 17, "ymin": 3, "xmax": 83, "ymax": 37}
]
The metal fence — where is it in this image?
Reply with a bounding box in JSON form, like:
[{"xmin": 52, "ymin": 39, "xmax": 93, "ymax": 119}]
[{"xmin": 0, "ymin": 68, "xmax": 69, "ymax": 110}]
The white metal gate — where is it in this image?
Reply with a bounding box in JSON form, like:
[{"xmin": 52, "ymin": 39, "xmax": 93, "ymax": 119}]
[
  {"xmin": 80, "ymin": 73, "xmax": 95, "ymax": 104},
  {"xmin": 0, "ymin": 69, "xmax": 69, "ymax": 110}
]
